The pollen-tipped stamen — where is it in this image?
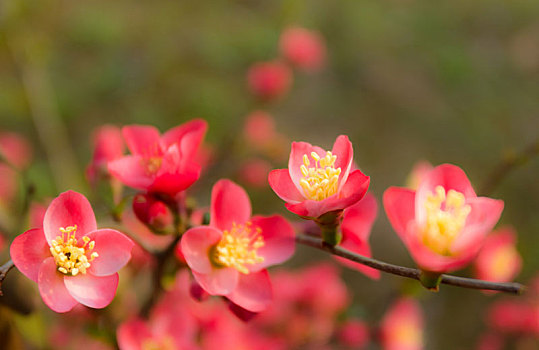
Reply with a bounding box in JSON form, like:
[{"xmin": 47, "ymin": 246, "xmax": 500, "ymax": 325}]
[
  {"xmin": 49, "ymin": 225, "xmax": 98, "ymax": 276},
  {"xmin": 299, "ymin": 151, "xmax": 341, "ymax": 201}
]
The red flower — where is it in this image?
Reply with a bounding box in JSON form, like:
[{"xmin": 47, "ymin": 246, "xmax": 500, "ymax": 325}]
[
  {"xmin": 247, "ymin": 61, "xmax": 292, "ymax": 100},
  {"xmin": 10, "ymin": 191, "xmax": 134, "ymax": 312},
  {"xmin": 181, "ymin": 180, "xmax": 295, "ymax": 312},
  {"xmin": 334, "ymin": 193, "xmax": 380, "ymax": 279},
  {"xmin": 108, "ymin": 119, "xmax": 207, "ymax": 196},
  {"xmin": 383, "ymin": 164, "xmax": 504, "ymax": 273},
  {"xmin": 474, "ymin": 227, "xmax": 522, "ymax": 286},
  {"xmin": 279, "ymin": 27, "xmax": 326, "ymax": 71},
  {"xmin": 269, "ymin": 135, "xmax": 370, "ymax": 219}
]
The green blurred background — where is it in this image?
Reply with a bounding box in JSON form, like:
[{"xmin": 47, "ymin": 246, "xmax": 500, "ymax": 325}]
[{"xmin": 0, "ymin": 0, "xmax": 538, "ymax": 349}]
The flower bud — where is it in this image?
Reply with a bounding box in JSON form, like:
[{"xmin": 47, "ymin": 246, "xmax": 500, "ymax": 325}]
[{"xmin": 132, "ymin": 193, "xmax": 173, "ymax": 233}]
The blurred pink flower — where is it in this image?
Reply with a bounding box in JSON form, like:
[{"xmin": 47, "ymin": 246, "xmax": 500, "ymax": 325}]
[
  {"xmin": 337, "ymin": 319, "xmax": 370, "ymax": 349},
  {"xmin": 0, "ymin": 131, "xmax": 33, "ymax": 170},
  {"xmin": 384, "ymin": 164, "xmax": 504, "ymax": 273},
  {"xmin": 243, "ymin": 110, "xmax": 278, "ymax": 148},
  {"xmin": 239, "ymin": 158, "xmax": 273, "ymax": 188},
  {"xmin": 476, "ymin": 332, "xmax": 504, "ymax": 350},
  {"xmin": 108, "ymin": 119, "xmax": 207, "ymax": 196},
  {"xmin": 279, "ymin": 27, "xmax": 326, "ymax": 71},
  {"xmin": 10, "ymin": 191, "xmax": 134, "ymax": 312},
  {"xmin": 247, "ymin": 61, "xmax": 292, "ymax": 100},
  {"xmin": 256, "ymin": 263, "xmax": 350, "ymax": 346},
  {"xmin": 0, "ymin": 163, "xmax": 17, "ymax": 203},
  {"xmin": 269, "ymin": 135, "xmax": 370, "ymax": 219},
  {"xmin": 86, "ymin": 125, "xmax": 125, "ymax": 185},
  {"xmin": 474, "ymin": 227, "xmax": 522, "ymax": 287},
  {"xmin": 335, "ymin": 193, "xmax": 380, "ymax": 279},
  {"xmin": 380, "ymin": 298, "xmax": 424, "ymax": 350},
  {"xmin": 181, "ymin": 179, "xmax": 295, "ymax": 312}
]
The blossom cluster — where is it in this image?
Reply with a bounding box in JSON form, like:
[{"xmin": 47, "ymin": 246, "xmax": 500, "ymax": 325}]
[{"xmin": 0, "ymin": 25, "xmax": 532, "ymax": 350}]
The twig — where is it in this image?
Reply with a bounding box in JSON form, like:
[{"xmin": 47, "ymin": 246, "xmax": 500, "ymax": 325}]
[
  {"xmin": 296, "ymin": 234, "xmax": 526, "ymax": 294},
  {"xmin": 480, "ymin": 138, "xmax": 539, "ymax": 196},
  {"xmin": 0, "ymin": 260, "xmax": 15, "ymax": 296}
]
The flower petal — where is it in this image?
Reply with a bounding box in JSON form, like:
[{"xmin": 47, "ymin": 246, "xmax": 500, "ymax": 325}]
[
  {"xmin": 226, "ymin": 270, "xmax": 272, "ymax": 312},
  {"xmin": 122, "ymin": 125, "xmax": 162, "ymax": 157},
  {"xmin": 210, "ymin": 179, "xmax": 252, "ymax": 231},
  {"xmin": 161, "ymin": 119, "xmax": 208, "ymax": 160},
  {"xmin": 383, "ymin": 187, "xmax": 416, "ymax": 238},
  {"xmin": 331, "ymin": 135, "xmax": 354, "ymax": 193},
  {"xmin": 192, "ymin": 268, "xmax": 239, "ymax": 296},
  {"xmin": 86, "ymin": 229, "xmax": 134, "ymax": 276},
  {"xmin": 268, "ymin": 169, "xmax": 305, "ymax": 204},
  {"xmin": 341, "ymin": 193, "xmax": 377, "ymax": 243},
  {"xmin": 288, "ymin": 141, "xmax": 327, "ymax": 195},
  {"xmin": 181, "ymin": 226, "xmax": 223, "ymax": 274},
  {"xmin": 248, "ymin": 215, "xmax": 295, "ymax": 271},
  {"xmin": 151, "ymin": 146, "xmax": 201, "ymax": 194},
  {"xmin": 108, "ymin": 155, "xmax": 154, "ymax": 191},
  {"xmin": 64, "ymin": 273, "xmax": 119, "ymax": 309},
  {"xmin": 38, "ymin": 257, "xmax": 78, "ymax": 313},
  {"xmin": 451, "ymin": 197, "xmax": 504, "ymax": 254},
  {"xmin": 43, "ymin": 191, "xmax": 98, "ymax": 244},
  {"xmin": 10, "ymin": 228, "xmax": 49, "ymax": 282}
]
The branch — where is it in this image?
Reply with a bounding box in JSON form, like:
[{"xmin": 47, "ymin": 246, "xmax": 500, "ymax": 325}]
[
  {"xmin": 296, "ymin": 234, "xmax": 525, "ymax": 294},
  {"xmin": 0, "ymin": 260, "xmax": 15, "ymax": 296},
  {"xmin": 480, "ymin": 138, "xmax": 539, "ymax": 196}
]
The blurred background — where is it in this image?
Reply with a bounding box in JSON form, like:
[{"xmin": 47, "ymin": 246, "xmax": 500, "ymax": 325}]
[{"xmin": 0, "ymin": 0, "xmax": 538, "ymax": 349}]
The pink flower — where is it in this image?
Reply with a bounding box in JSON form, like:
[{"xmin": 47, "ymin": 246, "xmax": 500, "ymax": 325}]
[
  {"xmin": 380, "ymin": 298, "xmax": 424, "ymax": 350},
  {"xmin": 474, "ymin": 227, "xmax": 522, "ymax": 286},
  {"xmin": 269, "ymin": 135, "xmax": 370, "ymax": 219},
  {"xmin": 247, "ymin": 61, "xmax": 292, "ymax": 100},
  {"xmin": 108, "ymin": 119, "xmax": 208, "ymax": 196},
  {"xmin": 181, "ymin": 179, "xmax": 295, "ymax": 312},
  {"xmin": 334, "ymin": 193, "xmax": 380, "ymax": 279},
  {"xmin": 86, "ymin": 125, "xmax": 125, "ymax": 185},
  {"xmin": 337, "ymin": 319, "xmax": 370, "ymax": 349},
  {"xmin": 383, "ymin": 164, "xmax": 504, "ymax": 273},
  {"xmin": 279, "ymin": 27, "xmax": 326, "ymax": 71},
  {"xmin": 0, "ymin": 131, "xmax": 33, "ymax": 170},
  {"xmin": 10, "ymin": 191, "xmax": 134, "ymax": 313},
  {"xmin": 243, "ymin": 110, "xmax": 278, "ymax": 148}
]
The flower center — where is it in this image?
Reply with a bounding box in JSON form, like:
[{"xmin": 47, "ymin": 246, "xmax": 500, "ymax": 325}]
[
  {"xmin": 143, "ymin": 157, "xmax": 162, "ymax": 175},
  {"xmin": 212, "ymin": 222, "xmax": 265, "ymax": 274},
  {"xmin": 299, "ymin": 151, "xmax": 341, "ymax": 201},
  {"xmin": 141, "ymin": 336, "xmax": 175, "ymax": 350},
  {"xmin": 422, "ymin": 186, "xmax": 471, "ymax": 255},
  {"xmin": 49, "ymin": 225, "xmax": 99, "ymax": 276}
]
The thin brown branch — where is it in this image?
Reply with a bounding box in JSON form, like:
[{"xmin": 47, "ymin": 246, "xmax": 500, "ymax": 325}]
[
  {"xmin": 0, "ymin": 260, "xmax": 15, "ymax": 296},
  {"xmin": 296, "ymin": 234, "xmax": 526, "ymax": 294},
  {"xmin": 480, "ymin": 138, "xmax": 539, "ymax": 196}
]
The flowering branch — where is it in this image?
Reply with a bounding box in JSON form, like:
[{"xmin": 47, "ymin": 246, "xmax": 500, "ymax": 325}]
[
  {"xmin": 0, "ymin": 260, "xmax": 15, "ymax": 296},
  {"xmin": 295, "ymin": 234, "xmax": 526, "ymax": 294}
]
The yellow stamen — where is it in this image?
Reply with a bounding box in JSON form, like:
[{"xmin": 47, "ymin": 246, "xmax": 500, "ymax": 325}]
[
  {"xmin": 143, "ymin": 157, "xmax": 162, "ymax": 175},
  {"xmin": 422, "ymin": 186, "xmax": 471, "ymax": 255},
  {"xmin": 299, "ymin": 151, "xmax": 341, "ymax": 201},
  {"xmin": 212, "ymin": 222, "xmax": 265, "ymax": 274},
  {"xmin": 141, "ymin": 336, "xmax": 175, "ymax": 350},
  {"xmin": 49, "ymin": 225, "xmax": 98, "ymax": 276}
]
